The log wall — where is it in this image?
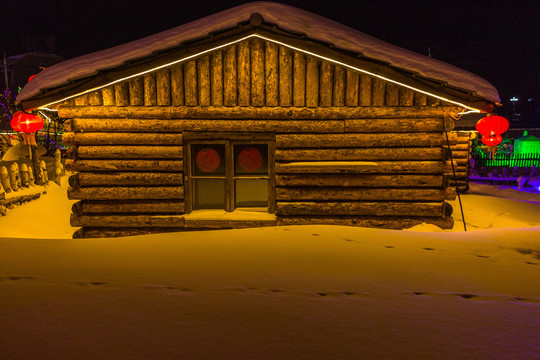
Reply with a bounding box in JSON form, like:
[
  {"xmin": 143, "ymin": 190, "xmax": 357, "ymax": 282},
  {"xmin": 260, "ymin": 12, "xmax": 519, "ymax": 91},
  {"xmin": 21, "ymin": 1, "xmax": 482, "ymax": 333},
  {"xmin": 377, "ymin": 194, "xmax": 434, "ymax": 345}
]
[{"xmin": 61, "ymin": 38, "xmax": 462, "ymax": 238}]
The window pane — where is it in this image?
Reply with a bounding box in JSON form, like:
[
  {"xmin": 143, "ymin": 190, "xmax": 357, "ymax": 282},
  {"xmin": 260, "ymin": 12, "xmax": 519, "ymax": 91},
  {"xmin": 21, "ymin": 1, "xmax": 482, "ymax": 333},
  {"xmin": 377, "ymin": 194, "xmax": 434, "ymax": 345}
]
[
  {"xmin": 193, "ymin": 144, "xmax": 225, "ymax": 176},
  {"xmin": 234, "ymin": 144, "xmax": 268, "ymax": 176},
  {"xmin": 235, "ymin": 179, "xmax": 268, "ymax": 208},
  {"xmin": 193, "ymin": 179, "xmax": 225, "ymax": 209}
]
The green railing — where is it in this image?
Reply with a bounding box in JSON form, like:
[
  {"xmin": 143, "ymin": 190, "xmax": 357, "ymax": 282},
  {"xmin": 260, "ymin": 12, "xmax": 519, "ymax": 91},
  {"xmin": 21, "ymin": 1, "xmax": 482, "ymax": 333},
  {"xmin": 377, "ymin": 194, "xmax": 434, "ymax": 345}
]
[{"xmin": 472, "ymin": 153, "xmax": 540, "ymax": 168}]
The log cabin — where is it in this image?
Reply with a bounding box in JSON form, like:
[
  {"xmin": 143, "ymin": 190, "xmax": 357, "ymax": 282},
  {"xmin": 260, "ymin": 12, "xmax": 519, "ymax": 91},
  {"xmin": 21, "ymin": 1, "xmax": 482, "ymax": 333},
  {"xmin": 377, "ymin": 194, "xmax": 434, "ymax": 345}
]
[{"xmin": 16, "ymin": 2, "xmax": 500, "ymax": 238}]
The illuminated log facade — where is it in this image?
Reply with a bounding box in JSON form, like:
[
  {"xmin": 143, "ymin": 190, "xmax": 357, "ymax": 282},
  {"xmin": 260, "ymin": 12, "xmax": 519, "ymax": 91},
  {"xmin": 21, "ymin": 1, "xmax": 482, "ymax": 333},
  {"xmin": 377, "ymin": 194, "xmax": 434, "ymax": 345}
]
[{"xmin": 58, "ymin": 38, "xmax": 470, "ymax": 238}]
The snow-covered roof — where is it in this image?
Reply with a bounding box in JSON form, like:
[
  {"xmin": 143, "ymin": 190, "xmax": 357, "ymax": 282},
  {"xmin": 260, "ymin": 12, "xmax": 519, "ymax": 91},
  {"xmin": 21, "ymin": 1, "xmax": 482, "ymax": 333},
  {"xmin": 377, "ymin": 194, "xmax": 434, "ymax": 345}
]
[{"xmin": 17, "ymin": 1, "xmax": 500, "ymax": 105}]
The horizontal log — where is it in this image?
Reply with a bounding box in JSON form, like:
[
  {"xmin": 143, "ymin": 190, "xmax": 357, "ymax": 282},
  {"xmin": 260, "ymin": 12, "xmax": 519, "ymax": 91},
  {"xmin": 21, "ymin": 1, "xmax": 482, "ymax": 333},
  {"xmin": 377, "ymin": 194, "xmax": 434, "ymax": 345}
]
[
  {"xmin": 276, "ymin": 174, "xmax": 449, "ymax": 188},
  {"xmin": 70, "ymin": 172, "xmax": 183, "ymax": 187},
  {"xmin": 62, "ymin": 132, "xmax": 183, "ymax": 145},
  {"xmin": 73, "ymin": 227, "xmax": 183, "ymax": 238},
  {"xmin": 72, "ymin": 200, "xmax": 184, "ymax": 215},
  {"xmin": 276, "ymin": 187, "xmax": 456, "ymax": 201},
  {"xmin": 58, "ymin": 105, "xmax": 461, "ymax": 120},
  {"xmin": 180, "ymin": 119, "xmax": 344, "ymax": 133},
  {"xmin": 276, "ymin": 147, "xmax": 446, "ymax": 161},
  {"xmin": 64, "ymin": 119, "xmax": 183, "ymax": 133},
  {"xmin": 275, "ymin": 161, "xmax": 451, "ymax": 174},
  {"xmin": 456, "ymin": 131, "xmax": 472, "ymax": 138},
  {"xmin": 65, "ymin": 118, "xmax": 343, "ymax": 133},
  {"xmin": 344, "ymin": 118, "xmax": 453, "ymax": 133},
  {"xmin": 68, "ymin": 186, "xmax": 183, "ymax": 200},
  {"xmin": 71, "ymin": 214, "xmax": 184, "ymax": 228},
  {"xmin": 454, "ymin": 159, "xmax": 470, "ymax": 167},
  {"xmin": 450, "ymin": 151, "xmax": 469, "ymax": 159},
  {"xmin": 276, "ymin": 133, "xmax": 457, "ymax": 148},
  {"xmin": 276, "ymin": 201, "xmax": 450, "ymax": 217},
  {"xmin": 276, "ymin": 216, "xmax": 454, "ymax": 229},
  {"xmin": 74, "ymin": 146, "xmax": 183, "ymax": 159},
  {"xmin": 183, "ymin": 219, "xmax": 277, "ymax": 229},
  {"xmin": 450, "ymin": 143, "xmax": 470, "ymax": 151},
  {"xmin": 65, "ymin": 159, "xmax": 182, "ymax": 172}
]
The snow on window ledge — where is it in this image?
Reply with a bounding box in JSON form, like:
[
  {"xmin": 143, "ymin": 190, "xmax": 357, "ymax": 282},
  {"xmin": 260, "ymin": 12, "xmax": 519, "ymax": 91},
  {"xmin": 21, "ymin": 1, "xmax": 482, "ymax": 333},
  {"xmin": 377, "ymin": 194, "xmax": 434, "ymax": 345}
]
[{"xmin": 183, "ymin": 208, "xmax": 276, "ymax": 221}]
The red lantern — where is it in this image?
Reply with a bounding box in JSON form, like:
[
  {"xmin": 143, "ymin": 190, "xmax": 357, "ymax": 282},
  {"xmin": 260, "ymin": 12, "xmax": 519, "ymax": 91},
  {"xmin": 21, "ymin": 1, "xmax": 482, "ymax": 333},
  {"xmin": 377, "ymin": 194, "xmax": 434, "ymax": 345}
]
[
  {"xmin": 11, "ymin": 111, "xmax": 44, "ymax": 133},
  {"xmin": 481, "ymin": 134, "xmax": 502, "ymax": 146},
  {"xmin": 475, "ymin": 115, "xmax": 509, "ymax": 136}
]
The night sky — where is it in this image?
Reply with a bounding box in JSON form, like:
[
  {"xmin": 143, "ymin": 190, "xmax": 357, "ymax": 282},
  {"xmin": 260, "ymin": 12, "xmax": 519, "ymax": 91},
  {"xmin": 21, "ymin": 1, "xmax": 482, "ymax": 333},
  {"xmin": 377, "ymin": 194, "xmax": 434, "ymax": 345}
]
[{"xmin": 2, "ymin": 0, "xmax": 539, "ymax": 124}]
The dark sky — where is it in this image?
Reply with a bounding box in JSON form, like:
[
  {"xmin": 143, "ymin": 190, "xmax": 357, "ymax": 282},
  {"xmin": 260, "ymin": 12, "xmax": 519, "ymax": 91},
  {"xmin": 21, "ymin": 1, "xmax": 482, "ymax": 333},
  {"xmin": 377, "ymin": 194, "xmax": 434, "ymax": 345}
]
[{"xmin": 2, "ymin": 0, "xmax": 539, "ymax": 123}]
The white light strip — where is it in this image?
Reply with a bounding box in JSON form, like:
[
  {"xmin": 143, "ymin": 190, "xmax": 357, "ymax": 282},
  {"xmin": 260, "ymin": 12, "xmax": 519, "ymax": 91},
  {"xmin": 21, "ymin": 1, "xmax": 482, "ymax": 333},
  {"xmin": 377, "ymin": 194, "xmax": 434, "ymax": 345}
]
[
  {"xmin": 458, "ymin": 110, "xmax": 482, "ymax": 115},
  {"xmin": 38, "ymin": 110, "xmax": 53, "ymax": 123},
  {"xmin": 37, "ymin": 33, "xmax": 482, "ymax": 112}
]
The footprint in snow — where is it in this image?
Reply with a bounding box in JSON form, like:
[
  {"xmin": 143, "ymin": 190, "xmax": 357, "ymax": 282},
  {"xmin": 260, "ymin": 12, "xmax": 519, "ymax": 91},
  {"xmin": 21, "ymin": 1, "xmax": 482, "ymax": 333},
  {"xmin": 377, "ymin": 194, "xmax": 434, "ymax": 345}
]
[
  {"xmin": 411, "ymin": 291, "xmax": 540, "ymax": 303},
  {"xmin": 7, "ymin": 276, "xmax": 35, "ymax": 281}
]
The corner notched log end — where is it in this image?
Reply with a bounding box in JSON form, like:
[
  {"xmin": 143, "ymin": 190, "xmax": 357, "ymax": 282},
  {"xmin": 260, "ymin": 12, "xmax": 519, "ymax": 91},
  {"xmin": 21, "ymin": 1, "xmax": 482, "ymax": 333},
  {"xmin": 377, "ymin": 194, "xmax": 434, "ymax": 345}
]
[
  {"xmin": 444, "ymin": 202, "xmax": 453, "ymax": 218},
  {"xmin": 68, "ymin": 173, "xmax": 80, "ymax": 188},
  {"xmin": 72, "ymin": 201, "xmax": 83, "ymax": 216}
]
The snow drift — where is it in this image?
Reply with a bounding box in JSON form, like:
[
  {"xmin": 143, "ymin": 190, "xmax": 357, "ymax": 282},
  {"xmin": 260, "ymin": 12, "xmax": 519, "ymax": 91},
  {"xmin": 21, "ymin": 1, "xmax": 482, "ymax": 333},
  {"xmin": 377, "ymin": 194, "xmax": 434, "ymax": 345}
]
[{"xmin": 0, "ymin": 178, "xmax": 539, "ymax": 359}]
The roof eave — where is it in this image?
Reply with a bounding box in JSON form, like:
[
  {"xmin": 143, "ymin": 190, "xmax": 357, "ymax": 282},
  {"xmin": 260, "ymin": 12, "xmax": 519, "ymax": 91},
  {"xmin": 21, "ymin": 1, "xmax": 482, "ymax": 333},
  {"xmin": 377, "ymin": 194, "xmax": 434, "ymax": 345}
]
[{"xmin": 19, "ymin": 23, "xmax": 493, "ymax": 112}]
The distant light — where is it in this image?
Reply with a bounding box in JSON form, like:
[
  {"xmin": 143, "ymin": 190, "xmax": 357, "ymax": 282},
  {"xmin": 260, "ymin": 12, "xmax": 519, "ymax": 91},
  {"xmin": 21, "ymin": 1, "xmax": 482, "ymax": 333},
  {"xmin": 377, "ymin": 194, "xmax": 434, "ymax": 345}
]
[
  {"xmin": 510, "ymin": 97, "xmax": 519, "ymax": 102},
  {"xmin": 528, "ymin": 98, "xmax": 533, "ymax": 102}
]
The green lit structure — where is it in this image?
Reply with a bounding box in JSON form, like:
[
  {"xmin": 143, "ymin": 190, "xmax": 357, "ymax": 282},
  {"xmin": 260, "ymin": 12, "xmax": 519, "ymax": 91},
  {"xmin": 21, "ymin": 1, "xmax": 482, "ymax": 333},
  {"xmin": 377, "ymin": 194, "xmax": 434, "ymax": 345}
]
[{"xmin": 514, "ymin": 131, "xmax": 540, "ymax": 155}]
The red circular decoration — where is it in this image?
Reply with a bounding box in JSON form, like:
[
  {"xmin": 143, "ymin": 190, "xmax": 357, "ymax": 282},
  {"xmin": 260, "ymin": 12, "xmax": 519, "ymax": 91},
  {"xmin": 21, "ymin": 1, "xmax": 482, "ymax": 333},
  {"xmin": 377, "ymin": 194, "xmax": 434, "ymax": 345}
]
[
  {"xmin": 11, "ymin": 111, "xmax": 44, "ymax": 133},
  {"xmin": 476, "ymin": 115, "xmax": 509, "ymax": 136},
  {"xmin": 195, "ymin": 147, "xmax": 221, "ymax": 173},
  {"xmin": 481, "ymin": 134, "xmax": 502, "ymax": 146},
  {"xmin": 238, "ymin": 147, "xmax": 263, "ymax": 172}
]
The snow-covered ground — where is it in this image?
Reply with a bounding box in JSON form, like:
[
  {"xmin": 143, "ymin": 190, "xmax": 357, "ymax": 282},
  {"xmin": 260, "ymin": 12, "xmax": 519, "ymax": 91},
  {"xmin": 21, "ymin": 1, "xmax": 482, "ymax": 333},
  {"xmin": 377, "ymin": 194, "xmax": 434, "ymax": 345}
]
[{"xmin": 1, "ymin": 178, "xmax": 539, "ymax": 359}]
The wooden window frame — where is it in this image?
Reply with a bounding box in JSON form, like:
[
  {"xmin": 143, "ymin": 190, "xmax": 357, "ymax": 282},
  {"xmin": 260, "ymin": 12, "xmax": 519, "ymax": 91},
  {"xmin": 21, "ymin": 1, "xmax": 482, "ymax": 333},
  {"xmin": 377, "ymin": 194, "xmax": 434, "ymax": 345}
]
[{"xmin": 184, "ymin": 132, "xmax": 276, "ymax": 214}]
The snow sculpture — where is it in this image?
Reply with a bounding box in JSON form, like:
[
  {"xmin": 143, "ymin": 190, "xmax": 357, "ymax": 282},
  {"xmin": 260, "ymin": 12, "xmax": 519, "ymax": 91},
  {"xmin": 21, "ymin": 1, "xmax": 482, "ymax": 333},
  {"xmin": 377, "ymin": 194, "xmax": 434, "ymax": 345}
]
[{"xmin": 0, "ymin": 166, "xmax": 11, "ymax": 193}]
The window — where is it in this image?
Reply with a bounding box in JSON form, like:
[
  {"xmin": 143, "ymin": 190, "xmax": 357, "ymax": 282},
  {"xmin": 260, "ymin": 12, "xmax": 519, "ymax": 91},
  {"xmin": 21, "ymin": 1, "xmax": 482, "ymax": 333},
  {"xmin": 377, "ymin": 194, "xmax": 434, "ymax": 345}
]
[{"xmin": 185, "ymin": 135, "xmax": 274, "ymax": 213}]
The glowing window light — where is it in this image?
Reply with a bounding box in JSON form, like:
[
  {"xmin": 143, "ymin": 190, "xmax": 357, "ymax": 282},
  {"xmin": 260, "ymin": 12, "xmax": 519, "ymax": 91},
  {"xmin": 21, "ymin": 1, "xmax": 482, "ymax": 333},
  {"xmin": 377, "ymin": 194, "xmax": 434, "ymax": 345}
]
[{"xmin": 37, "ymin": 33, "xmax": 483, "ymax": 112}]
